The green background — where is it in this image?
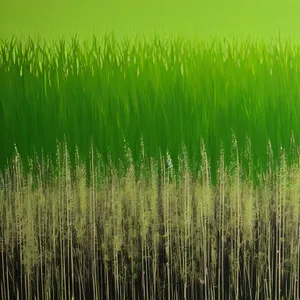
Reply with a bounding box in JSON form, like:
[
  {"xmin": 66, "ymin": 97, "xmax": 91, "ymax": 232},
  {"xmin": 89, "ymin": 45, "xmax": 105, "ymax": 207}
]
[{"xmin": 0, "ymin": 0, "xmax": 299, "ymax": 40}]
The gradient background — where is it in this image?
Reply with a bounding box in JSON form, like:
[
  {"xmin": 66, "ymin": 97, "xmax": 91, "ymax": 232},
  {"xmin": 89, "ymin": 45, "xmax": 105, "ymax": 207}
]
[{"xmin": 0, "ymin": 0, "xmax": 299, "ymax": 41}]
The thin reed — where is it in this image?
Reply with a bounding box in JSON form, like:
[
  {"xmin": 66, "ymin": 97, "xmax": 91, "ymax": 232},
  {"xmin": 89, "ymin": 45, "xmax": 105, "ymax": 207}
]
[{"xmin": 1, "ymin": 140, "xmax": 300, "ymax": 300}]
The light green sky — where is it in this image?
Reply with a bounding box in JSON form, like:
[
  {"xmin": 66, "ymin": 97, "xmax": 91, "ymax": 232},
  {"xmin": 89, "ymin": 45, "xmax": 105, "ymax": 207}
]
[{"xmin": 0, "ymin": 0, "xmax": 299, "ymax": 41}]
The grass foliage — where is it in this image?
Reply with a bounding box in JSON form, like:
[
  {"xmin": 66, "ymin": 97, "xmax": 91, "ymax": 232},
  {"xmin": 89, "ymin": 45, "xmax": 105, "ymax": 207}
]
[
  {"xmin": 1, "ymin": 34, "xmax": 300, "ymax": 299},
  {"xmin": 1, "ymin": 142, "xmax": 300, "ymax": 299},
  {"xmin": 1, "ymin": 34, "xmax": 300, "ymax": 184}
]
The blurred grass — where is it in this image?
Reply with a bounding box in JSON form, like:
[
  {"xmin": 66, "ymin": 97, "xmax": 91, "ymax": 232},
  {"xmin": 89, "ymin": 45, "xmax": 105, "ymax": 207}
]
[
  {"xmin": 1, "ymin": 34, "xmax": 300, "ymax": 185},
  {"xmin": 2, "ymin": 0, "xmax": 300, "ymax": 41}
]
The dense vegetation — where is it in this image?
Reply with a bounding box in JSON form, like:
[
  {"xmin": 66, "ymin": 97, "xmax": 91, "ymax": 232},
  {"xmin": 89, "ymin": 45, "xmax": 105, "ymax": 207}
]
[
  {"xmin": 1, "ymin": 35, "xmax": 300, "ymax": 299},
  {"xmin": 1, "ymin": 35, "xmax": 300, "ymax": 184}
]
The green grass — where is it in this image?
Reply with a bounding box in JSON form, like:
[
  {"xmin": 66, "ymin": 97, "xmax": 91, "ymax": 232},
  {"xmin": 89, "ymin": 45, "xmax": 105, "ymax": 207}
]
[
  {"xmin": 1, "ymin": 34, "xmax": 300, "ymax": 185},
  {"xmin": 2, "ymin": 34, "xmax": 300, "ymax": 299}
]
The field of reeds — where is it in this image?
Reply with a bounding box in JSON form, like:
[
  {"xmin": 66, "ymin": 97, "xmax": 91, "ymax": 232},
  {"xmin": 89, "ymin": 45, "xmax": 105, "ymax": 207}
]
[{"xmin": 1, "ymin": 34, "xmax": 300, "ymax": 299}]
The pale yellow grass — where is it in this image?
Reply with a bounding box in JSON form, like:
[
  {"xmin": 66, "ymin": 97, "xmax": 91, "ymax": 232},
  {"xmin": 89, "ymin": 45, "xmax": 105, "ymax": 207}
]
[{"xmin": 0, "ymin": 142, "xmax": 300, "ymax": 300}]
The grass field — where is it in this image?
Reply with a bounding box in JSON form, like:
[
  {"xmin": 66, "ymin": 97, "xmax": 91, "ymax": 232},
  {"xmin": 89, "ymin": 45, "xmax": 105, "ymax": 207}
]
[
  {"xmin": 1, "ymin": 34, "xmax": 300, "ymax": 299},
  {"xmin": 2, "ymin": 34, "xmax": 300, "ymax": 184}
]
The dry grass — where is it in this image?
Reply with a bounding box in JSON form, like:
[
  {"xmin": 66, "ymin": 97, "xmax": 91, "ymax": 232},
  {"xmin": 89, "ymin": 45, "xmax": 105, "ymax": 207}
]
[{"xmin": 1, "ymin": 140, "xmax": 300, "ymax": 300}]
